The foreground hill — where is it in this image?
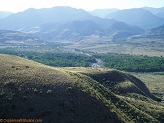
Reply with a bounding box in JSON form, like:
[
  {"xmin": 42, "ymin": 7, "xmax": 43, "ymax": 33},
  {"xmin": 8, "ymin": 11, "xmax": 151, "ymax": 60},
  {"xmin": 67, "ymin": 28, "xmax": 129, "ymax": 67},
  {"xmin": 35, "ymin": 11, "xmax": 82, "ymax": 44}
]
[{"xmin": 0, "ymin": 54, "xmax": 164, "ymax": 123}]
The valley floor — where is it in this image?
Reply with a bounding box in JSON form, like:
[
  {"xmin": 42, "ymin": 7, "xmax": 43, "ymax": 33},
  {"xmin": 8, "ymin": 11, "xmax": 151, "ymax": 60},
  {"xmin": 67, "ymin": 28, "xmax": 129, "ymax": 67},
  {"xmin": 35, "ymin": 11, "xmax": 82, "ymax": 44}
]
[{"xmin": 132, "ymin": 72, "xmax": 164, "ymax": 103}]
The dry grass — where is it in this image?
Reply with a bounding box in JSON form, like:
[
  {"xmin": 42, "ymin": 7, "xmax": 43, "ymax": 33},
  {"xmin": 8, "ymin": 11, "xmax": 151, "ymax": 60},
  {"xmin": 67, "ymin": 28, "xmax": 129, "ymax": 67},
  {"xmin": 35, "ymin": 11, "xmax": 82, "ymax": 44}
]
[
  {"xmin": 0, "ymin": 54, "xmax": 164, "ymax": 123},
  {"xmin": 0, "ymin": 54, "xmax": 75, "ymax": 84},
  {"xmin": 132, "ymin": 73, "xmax": 164, "ymax": 103},
  {"xmin": 64, "ymin": 41, "xmax": 164, "ymax": 56}
]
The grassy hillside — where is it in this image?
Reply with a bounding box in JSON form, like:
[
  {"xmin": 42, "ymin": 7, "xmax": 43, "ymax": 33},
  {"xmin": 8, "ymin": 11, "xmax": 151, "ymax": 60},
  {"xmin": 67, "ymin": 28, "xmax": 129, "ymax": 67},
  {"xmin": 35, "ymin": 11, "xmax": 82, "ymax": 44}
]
[{"xmin": 0, "ymin": 54, "xmax": 164, "ymax": 123}]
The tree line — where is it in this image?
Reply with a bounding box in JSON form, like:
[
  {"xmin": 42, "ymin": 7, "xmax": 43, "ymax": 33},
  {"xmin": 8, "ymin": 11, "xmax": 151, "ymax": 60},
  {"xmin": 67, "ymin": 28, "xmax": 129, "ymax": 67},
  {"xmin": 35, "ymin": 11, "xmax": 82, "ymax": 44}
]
[
  {"xmin": 0, "ymin": 47, "xmax": 163, "ymax": 72},
  {"xmin": 94, "ymin": 53, "xmax": 164, "ymax": 72}
]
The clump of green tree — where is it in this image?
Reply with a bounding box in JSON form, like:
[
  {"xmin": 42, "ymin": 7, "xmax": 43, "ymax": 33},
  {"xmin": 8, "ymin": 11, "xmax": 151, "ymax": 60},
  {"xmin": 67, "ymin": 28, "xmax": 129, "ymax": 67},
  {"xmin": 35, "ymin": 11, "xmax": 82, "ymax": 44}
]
[
  {"xmin": 29, "ymin": 52, "xmax": 96, "ymax": 67},
  {"xmin": 93, "ymin": 53, "xmax": 164, "ymax": 72},
  {"xmin": 0, "ymin": 47, "xmax": 96, "ymax": 67}
]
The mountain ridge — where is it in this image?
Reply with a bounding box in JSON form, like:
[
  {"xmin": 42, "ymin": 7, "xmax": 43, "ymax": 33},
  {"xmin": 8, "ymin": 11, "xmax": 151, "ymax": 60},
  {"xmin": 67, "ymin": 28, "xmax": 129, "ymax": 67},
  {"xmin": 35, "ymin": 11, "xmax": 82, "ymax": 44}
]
[
  {"xmin": 89, "ymin": 8, "xmax": 119, "ymax": 18},
  {"xmin": 0, "ymin": 30, "xmax": 44, "ymax": 45},
  {"xmin": 0, "ymin": 6, "xmax": 94, "ymax": 30},
  {"xmin": 130, "ymin": 24, "xmax": 164, "ymax": 39},
  {"xmin": 24, "ymin": 19, "xmax": 144, "ymax": 41},
  {"xmin": 106, "ymin": 8, "xmax": 164, "ymax": 30},
  {"xmin": 0, "ymin": 11, "xmax": 12, "ymax": 18}
]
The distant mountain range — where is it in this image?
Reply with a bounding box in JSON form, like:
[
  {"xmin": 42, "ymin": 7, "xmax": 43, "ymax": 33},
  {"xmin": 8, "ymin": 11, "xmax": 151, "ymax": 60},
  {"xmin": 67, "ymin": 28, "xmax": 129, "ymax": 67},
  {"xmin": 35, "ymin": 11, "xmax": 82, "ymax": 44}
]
[
  {"xmin": 141, "ymin": 7, "xmax": 164, "ymax": 20},
  {"xmin": 143, "ymin": 7, "xmax": 164, "ymax": 14},
  {"xmin": 0, "ymin": 6, "xmax": 164, "ymax": 43},
  {"xmin": 106, "ymin": 8, "xmax": 164, "ymax": 30},
  {"xmin": 23, "ymin": 19, "xmax": 144, "ymax": 41},
  {"xmin": 0, "ymin": 7, "xmax": 94, "ymax": 30},
  {"xmin": 0, "ymin": 6, "xmax": 145, "ymax": 41}
]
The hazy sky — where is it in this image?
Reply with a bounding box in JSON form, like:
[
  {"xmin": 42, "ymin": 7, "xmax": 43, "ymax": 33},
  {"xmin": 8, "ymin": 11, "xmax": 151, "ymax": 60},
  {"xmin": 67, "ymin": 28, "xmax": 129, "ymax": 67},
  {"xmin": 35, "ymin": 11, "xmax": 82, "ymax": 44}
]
[{"xmin": 0, "ymin": 0, "xmax": 164, "ymax": 12}]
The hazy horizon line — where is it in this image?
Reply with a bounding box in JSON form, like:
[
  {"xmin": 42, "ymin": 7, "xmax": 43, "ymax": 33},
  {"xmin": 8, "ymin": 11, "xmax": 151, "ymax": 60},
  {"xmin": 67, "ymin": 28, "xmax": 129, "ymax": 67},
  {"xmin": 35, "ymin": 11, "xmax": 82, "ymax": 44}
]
[{"xmin": 1, "ymin": 5, "xmax": 164, "ymax": 13}]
